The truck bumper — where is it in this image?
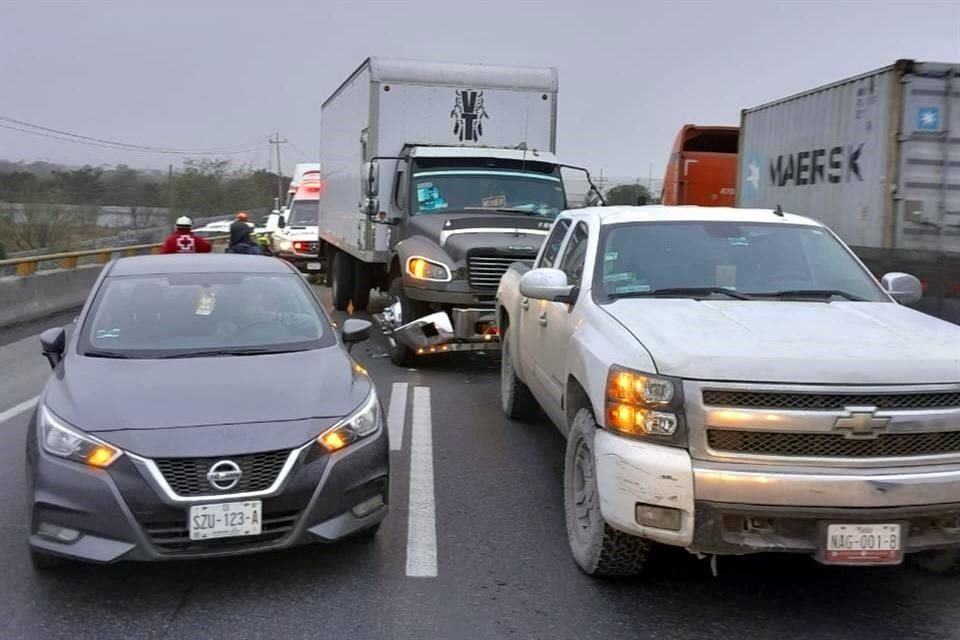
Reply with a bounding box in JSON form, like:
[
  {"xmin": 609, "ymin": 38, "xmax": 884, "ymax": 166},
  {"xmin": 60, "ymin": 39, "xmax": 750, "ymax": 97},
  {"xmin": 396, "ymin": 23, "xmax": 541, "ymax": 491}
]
[
  {"xmin": 593, "ymin": 430, "xmax": 960, "ymax": 557},
  {"xmin": 378, "ymin": 306, "xmax": 500, "ymax": 355}
]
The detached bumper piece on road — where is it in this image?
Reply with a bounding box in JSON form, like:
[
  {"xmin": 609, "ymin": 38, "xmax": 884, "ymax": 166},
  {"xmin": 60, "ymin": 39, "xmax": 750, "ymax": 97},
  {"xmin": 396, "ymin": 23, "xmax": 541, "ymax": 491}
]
[{"xmin": 28, "ymin": 428, "xmax": 389, "ymax": 563}]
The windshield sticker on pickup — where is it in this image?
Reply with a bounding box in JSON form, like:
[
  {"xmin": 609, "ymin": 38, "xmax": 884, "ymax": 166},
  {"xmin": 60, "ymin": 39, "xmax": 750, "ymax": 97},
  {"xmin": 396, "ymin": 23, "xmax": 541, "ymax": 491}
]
[
  {"xmin": 603, "ymin": 272, "xmax": 635, "ymax": 283},
  {"xmin": 417, "ymin": 183, "xmax": 448, "ymax": 211},
  {"xmin": 612, "ymin": 284, "xmax": 650, "ymax": 294},
  {"xmin": 604, "ymin": 251, "xmax": 618, "ymax": 261},
  {"xmin": 716, "ymin": 265, "xmax": 737, "ymax": 288},
  {"xmin": 96, "ymin": 328, "xmax": 120, "ymax": 340}
]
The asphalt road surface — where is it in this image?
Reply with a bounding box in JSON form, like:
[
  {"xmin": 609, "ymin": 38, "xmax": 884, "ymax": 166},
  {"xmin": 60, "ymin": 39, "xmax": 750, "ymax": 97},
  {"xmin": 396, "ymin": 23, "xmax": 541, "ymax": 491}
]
[{"xmin": 1, "ymin": 289, "xmax": 959, "ymax": 640}]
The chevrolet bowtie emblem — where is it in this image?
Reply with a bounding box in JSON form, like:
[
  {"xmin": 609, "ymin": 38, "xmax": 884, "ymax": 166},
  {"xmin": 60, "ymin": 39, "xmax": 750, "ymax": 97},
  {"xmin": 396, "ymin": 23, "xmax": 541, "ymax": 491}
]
[{"xmin": 834, "ymin": 409, "xmax": 890, "ymax": 440}]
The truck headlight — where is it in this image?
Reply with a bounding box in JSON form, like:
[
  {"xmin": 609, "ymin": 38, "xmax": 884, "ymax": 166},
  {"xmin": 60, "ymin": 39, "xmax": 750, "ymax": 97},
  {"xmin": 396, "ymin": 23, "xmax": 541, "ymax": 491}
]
[
  {"xmin": 406, "ymin": 256, "xmax": 451, "ymax": 282},
  {"xmin": 39, "ymin": 406, "xmax": 122, "ymax": 468},
  {"xmin": 605, "ymin": 366, "xmax": 685, "ymax": 444},
  {"xmin": 318, "ymin": 390, "xmax": 381, "ymax": 453}
]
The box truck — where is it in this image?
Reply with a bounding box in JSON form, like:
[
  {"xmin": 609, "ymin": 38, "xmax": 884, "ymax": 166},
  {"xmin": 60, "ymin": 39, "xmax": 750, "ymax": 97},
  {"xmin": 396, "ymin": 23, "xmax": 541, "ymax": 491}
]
[
  {"xmin": 737, "ymin": 59, "xmax": 959, "ymax": 320},
  {"xmin": 318, "ymin": 57, "xmax": 601, "ymax": 365},
  {"xmin": 662, "ymin": 124, "xmax": 738, "ymax": 206}
]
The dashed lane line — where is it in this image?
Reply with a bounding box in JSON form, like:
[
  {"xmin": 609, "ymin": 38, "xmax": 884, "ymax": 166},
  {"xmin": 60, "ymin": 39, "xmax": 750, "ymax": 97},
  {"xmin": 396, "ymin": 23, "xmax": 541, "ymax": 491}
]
[
  {"xmin": 387, "ymin": 382, "xmax": 408, "ymax": 451},
  {"xmin": 406, "ymin": 386, "xmax": 437, "ymax": 577},
  {"xmin": 0, "ymin": 396, "xmax": 38, "ymax": 425}
]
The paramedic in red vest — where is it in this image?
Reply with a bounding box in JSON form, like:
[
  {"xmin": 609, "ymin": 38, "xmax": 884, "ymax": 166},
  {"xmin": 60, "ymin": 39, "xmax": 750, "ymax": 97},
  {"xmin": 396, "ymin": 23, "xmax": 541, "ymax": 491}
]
[{"xmin": 161, "ymin": 216, "xmax": 212, "ymax": 254}]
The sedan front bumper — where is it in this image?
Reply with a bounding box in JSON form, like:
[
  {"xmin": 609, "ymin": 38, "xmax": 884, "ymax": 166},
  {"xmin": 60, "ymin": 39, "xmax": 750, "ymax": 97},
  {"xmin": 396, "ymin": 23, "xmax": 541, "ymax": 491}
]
[{"xmin": 28, "ymin": 426, "xmax": 389, "ymax": 563}]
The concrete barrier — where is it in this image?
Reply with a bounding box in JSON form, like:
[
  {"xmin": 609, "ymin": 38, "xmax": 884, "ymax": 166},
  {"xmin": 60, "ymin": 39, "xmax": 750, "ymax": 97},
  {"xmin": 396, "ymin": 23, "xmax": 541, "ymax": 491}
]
[{"xmin": 0, "ymin": 265, "xmax": 101, "ymax": 328}]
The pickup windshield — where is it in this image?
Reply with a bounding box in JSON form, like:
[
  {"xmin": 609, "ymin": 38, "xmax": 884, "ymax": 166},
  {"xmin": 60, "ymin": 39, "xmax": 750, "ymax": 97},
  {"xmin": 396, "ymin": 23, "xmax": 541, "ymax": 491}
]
[
  {"xmin": 598, "ymin": 221, "xmax": 887, "ymax": 302},
  {"xmin": 411, "ymin": 169, "xmax": 564, "ymax": 218}
]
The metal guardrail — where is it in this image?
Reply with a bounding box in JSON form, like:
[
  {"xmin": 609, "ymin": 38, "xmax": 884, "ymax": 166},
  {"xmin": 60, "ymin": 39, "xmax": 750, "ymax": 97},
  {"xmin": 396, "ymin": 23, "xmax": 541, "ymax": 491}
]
[{"xmin": 0, "ymin": 236, "xmax": 230, "ymax": 276}]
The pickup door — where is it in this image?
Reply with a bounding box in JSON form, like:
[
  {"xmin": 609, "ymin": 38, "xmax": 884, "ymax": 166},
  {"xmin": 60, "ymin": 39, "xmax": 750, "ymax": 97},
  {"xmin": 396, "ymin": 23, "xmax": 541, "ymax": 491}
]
[{"xmin": 532, "ymin": 221, "xmax": 590, "ymax": 412}]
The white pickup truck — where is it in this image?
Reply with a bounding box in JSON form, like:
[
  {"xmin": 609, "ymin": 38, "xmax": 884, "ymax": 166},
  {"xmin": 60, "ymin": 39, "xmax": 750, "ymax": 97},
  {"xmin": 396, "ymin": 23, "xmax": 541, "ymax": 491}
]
[{"xmin": 496, "ymin": 205, "xmax": 960, "ymax": 576}]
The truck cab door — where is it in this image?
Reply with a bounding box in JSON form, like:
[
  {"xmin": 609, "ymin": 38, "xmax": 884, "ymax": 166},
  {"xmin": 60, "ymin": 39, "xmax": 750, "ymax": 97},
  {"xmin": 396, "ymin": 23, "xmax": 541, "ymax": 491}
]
[{"xmin": 535, "ymin": 221, "xmax": 589, "ymax": 415}]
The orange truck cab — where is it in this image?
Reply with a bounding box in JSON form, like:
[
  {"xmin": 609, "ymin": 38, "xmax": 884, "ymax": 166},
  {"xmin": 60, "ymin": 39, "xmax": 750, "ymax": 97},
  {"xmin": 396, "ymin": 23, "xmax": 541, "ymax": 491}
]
[{"xmin": 662, "ymin": 125, "xmax": 739, "ymax": 206}]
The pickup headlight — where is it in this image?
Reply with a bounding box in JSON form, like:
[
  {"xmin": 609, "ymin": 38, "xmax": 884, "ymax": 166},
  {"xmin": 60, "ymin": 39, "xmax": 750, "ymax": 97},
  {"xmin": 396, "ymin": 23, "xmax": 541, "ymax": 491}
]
[
  {"xmin": 39, "ymin": 406, "xmax": 122, "ymax": 468},
  {"xmin": 406, "ymin": 256, "xmax": 452, "ymax": 282},
  {"xmin": 318, "ymin": 390, "xmax": 381, "ymax": 453},
  {"xmin": 605, "ymin": 366, "xmax": 685, "ymax": 444}
]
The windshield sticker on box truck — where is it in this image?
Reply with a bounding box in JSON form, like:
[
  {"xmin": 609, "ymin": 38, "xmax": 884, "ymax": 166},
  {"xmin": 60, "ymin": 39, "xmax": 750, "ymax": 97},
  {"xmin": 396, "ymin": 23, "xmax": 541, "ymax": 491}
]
[{"xmin": 417, "ymin": 183, "xmax": 448, "ymax": 211}]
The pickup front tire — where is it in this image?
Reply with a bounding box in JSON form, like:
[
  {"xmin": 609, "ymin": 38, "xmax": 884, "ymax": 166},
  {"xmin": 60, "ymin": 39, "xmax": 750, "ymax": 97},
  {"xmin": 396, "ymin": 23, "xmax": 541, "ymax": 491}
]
[
  {"xmin": 565, "ymin": 408, "xmax": 651, "ymax": 577},
  {"xmin": 500, "ymin": 327, "xmax": 538, "ymax": 419}
]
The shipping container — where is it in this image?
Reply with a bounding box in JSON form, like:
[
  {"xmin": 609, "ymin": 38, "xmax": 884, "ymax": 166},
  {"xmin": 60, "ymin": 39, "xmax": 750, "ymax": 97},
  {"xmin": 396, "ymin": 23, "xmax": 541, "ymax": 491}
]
[
  {"xmin": 737, "ymin": 59, "xmax": 960, "ymax": 320},
  {"xmin": 662, "ymin": 125, "xmax": 738, "ymax": 206}
]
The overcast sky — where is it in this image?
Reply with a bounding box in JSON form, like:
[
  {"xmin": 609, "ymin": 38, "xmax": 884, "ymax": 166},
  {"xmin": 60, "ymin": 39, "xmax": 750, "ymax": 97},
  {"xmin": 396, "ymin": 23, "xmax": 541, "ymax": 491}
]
[{"xmin": 1, "ymin": 0, "xmax": 958, "ymax": 179}]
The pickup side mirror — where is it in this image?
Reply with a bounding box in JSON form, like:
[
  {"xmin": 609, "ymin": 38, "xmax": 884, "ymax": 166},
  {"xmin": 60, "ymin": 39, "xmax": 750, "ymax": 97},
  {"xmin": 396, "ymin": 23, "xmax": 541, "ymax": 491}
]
[
  {"xmin": 40, "ymin": 327, "xmax": 66, "ymax": 368},
  {"xmin": 342, "ymin": 318, "xmax": 373, "ymax": 345},
  {"xmin": 520, "ymin": 268, "xmax": 577, "ymax": 304},
  {"xmin": 881, "ymin": 272, "xmax": 922, "ymax": 305}
]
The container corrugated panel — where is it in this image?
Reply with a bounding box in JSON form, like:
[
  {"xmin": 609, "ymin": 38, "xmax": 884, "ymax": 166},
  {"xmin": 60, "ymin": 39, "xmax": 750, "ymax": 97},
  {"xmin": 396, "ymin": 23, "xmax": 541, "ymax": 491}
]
[
  {"xmin": 738, "ymin": 65, "xmax": 898, "ymax": 249},
  {"xmin": 896, "ymin": 62, "xmax": 960, "ymax": 253}
]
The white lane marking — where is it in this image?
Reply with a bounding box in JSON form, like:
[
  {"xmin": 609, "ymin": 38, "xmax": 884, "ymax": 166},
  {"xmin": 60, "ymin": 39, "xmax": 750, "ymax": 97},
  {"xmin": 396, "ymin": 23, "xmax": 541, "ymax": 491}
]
[
  {"xmin": 387, "ymin": 382, "xmax": 409, "ymax": 451},
  {"xmin": 406, "ymin": 386, "xmax": 437, "ymax": 577},
  {"xmin": 0, "ymin": 396, "xmax": 39, "ymax": 424}
]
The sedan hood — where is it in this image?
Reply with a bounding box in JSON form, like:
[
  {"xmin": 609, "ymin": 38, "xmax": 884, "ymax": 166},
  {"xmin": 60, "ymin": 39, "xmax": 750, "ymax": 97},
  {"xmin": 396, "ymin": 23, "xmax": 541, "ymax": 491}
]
[
  {"xmin": 605, "ymin": 299, "xmax": 960, "ymax": 384},
  {"xmin": 43, "ymin": 346, "xmax": 371, "ymax": 432}
]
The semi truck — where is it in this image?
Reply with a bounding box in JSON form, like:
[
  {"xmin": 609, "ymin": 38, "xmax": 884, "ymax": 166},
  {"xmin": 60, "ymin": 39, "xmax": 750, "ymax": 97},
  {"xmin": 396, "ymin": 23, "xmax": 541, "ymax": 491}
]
[
  {"xmin": 317, "ymin": 57, "xmax": 601, "ymax": 365},
  {"xmin": 737, "ymin": 59, "xmax": 960, "ymax": 321},
  {"xmin": 661, "ymin": 124, "xmax": 738, "ymax": 206}
]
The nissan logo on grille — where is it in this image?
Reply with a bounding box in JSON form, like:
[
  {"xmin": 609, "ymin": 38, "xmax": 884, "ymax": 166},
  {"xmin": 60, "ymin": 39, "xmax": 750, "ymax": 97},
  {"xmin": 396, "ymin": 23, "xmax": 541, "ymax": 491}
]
[{"xmin": 206, "ymin": 460, "xmax": 242, "ymax": 491}]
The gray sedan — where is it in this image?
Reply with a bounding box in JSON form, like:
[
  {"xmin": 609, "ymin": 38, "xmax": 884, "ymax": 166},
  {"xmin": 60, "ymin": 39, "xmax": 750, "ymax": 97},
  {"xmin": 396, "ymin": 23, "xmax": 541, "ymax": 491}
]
[{"xmin": 26, "ymin": 254, "xmax": 388, "ymax": 568}]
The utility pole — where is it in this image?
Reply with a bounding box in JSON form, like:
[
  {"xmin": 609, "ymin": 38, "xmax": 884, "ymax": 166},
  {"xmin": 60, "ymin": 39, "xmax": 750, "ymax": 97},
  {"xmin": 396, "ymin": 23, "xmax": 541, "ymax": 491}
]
[
  {"xmin": 268, "ymin": 132, "xmax": 287, "ymax": 204},
  {"xmin": 167, "ymin": 164, "xmax": 174, "ymax": 223}
]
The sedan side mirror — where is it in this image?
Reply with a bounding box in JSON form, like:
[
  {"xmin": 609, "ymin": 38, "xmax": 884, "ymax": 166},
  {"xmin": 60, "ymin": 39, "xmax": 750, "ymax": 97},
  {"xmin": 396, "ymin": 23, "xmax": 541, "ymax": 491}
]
[
  {"xmin": 881, "ymin": 272, "xmax": 922, "ymax": 306},
  {"xmin": 519, "ymin": 268, "xmax": 577, "ymax": 304},
  {"xmin": 342, "ymin": 318, "xmax": 372, "ymax": 345},
  {"xmin": 40, "ymin": 327, "xmax": 66, "ymax": 368}
]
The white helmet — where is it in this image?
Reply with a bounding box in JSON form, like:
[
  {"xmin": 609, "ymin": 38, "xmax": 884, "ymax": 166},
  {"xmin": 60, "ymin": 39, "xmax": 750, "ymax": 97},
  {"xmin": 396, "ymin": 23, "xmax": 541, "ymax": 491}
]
[{"xmin": 175, "ymin": 216, "xmax": 192, "ymax": 227}]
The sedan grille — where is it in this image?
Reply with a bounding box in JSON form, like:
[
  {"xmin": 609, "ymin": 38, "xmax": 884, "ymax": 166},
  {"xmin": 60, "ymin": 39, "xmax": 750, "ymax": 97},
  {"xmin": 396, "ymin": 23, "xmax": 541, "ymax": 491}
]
[
  {"xmin": 144, "ymin": 510, "xmax": 298, "ymax": 553},
  {"xmin": 154, "ymin": 450, "xmax": 290, "ymax": 497},
  {"xmin": 708, "ymin": 429, "xmax": 960, "ymax": 458},
  {"xmin": 467, "ymin": 254, "xmax": 536, "ymax": 289},
  {"xmin": 702, "ymin": 390, "xmax": 960, "ymax": 411}
]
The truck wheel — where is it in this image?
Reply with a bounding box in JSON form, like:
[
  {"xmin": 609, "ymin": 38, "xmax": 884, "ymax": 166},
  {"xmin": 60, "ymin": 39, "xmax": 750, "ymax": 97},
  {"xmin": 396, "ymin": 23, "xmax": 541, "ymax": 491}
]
[
  {"xmin": 911, "ymin": 549, "xmax": 960, "ymax": 574},
  {"xmin": 500, "ymin": 327, "xmax": 539, "ymax": 420},
  {"xmin": 331, "ymin": 252, "xmax": 354, "ymax": 311},
  {"xmin": 387, "ymin": 277, "xmax": 425, "ymax": 367},
  {"xmin": 353, "ymin": 261, "xmax": 372, "ymax": 312},
  {"xmin": 564, "ymin": 408, "xmax": 651, "ymax": 577}
]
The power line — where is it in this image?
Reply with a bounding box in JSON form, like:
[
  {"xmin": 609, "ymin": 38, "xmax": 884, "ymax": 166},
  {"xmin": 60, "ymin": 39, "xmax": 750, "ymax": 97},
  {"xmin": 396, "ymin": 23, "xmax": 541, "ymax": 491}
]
[{"xmin": 0, "ymin": 114, "xmax": 265, "ymax": 155}]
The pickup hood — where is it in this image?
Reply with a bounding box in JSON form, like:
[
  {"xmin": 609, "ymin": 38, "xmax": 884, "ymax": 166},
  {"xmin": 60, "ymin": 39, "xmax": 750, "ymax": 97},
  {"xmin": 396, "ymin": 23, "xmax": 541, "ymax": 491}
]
[
  {"xmin": 604, "ymin": 299, "xmax": 960, "ymax": 384},
  {"xmin": 407, "ymin": 214, "xmax": 549, "ymax": 261},
  {"xmin": 43, "ymin": 347, "xmax": 371, "ymax": 433}
]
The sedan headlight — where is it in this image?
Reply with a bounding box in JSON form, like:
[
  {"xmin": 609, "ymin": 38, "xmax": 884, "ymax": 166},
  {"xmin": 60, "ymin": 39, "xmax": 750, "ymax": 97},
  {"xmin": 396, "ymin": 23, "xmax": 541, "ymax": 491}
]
[
  {"xmin": 39, "ymin": 406, "xmax": 122, "ymax": 468},
  {"xmin": 318, "ymin": 391, "xmax": 381, "ymax": 453},
  {"xmin": 605, "ymin": 366, "xmax": 685, "ymax": 444},
  {"xmin": 406, "ymin": 256, "xmax": 452, "ymax": 282}
]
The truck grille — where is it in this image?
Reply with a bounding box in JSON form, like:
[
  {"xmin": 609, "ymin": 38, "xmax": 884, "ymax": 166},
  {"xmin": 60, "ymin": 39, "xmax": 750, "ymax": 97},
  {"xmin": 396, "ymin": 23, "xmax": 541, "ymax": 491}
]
[
  {"xmin": 467, "ymin": 254, "xmax": 536, "ymax": 289},
  {"xmin": 154, "ymin": 450, "xmax": 290, "ymax": 497},
  {"xmin": 707, "ymin": 429, "xmax": 960, "ymax": 458},
  {"xmin": 702, "ymin": 390, "xmax": 960, "ymax": 411},
  {"xmin": 143, "ymin": 510, "xmax": 298, "ymax": 553}
]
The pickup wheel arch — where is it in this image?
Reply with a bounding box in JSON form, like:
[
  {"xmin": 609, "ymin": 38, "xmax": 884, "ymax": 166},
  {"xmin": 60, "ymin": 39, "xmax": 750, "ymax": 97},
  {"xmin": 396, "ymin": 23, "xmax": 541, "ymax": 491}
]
[{"xmin": 565, "ymin": 375, "xmax": 592, "ymax": 435}]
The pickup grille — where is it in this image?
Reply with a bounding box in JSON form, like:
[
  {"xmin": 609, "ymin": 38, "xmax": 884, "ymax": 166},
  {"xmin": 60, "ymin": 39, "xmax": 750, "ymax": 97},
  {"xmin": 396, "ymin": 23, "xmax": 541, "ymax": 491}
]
[
  {"xmin": 707, "ymin": 429, "xmax": 960, "ymax": 458},
  {"xmin": 702, "ymin": 390, "xmax": 960, "ymax": 411},
  {"xmin": 468, "ymin": 253, "xmax": 536, "ymax": 289}
]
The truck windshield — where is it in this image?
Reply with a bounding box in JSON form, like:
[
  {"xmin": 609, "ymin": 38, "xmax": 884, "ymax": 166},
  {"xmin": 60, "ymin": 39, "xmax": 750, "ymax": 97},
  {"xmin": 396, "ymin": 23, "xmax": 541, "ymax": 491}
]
[
  {"xmin": 288, "ymin": 200, "xmax": 317, "ymax": 227},
  {"xmin": 411, "ymin": 169, "xmax": 564, "ymax": 218},
  {"xmin": 598, "ymin": 221, "xmax": 888, "ymax": 302}
]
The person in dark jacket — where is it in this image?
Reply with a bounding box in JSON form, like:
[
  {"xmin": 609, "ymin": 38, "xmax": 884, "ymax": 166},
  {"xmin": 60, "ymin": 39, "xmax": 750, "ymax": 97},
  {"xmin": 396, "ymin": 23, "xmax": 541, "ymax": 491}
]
[
  {"xmin": 161, "ymin": 216, "xmax": 212, "ymax": 254},
  {"xmin": 228, "ymin": 211, "xmax": 261, "ymax": 254}
]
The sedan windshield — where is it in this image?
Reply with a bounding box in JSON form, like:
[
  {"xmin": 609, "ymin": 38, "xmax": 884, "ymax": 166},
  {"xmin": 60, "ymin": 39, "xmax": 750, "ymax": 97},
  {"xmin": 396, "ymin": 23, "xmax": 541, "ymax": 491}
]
[
  {"xmin": 598, "ymin": 221, "xmax": 887, "ymax": 302},
  {"xmin": 411, "ymin": 169, "xmax": 565, "ymax": 218},
  {"xmin": 79, "ymin": 272, "xmax": 331, "ymax": 357}
]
